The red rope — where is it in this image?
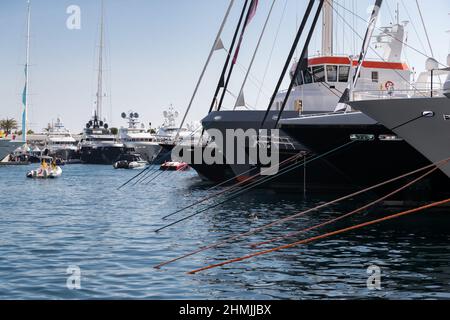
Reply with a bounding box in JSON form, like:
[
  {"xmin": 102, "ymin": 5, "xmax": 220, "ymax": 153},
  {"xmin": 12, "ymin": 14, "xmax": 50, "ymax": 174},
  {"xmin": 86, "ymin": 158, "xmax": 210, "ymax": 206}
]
[
  {"xmin": 154, "ymin": 158, "xmax": 449, "ymax": 269},
  {"xmin": 188, "ymin": 198, "xmax": 450, "ymax": 274},
  {"xmin": 250, "ymin": 164, "xmax": 444, "ymax": 248}
]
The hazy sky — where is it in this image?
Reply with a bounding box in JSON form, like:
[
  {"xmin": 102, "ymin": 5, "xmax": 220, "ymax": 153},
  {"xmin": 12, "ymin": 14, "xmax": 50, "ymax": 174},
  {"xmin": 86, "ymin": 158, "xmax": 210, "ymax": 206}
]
[{"xmin": 0, "ymin": 0, "xmax": 449, "ymax": 133}]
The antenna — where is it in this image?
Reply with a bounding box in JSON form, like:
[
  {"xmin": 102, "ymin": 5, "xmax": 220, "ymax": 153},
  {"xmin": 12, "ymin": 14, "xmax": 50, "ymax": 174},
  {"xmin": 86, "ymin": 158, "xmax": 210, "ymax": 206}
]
[
  {"xmin": 22, "ymin": 0, "xmax": 31, "ymax": 143},
  {"xmin": 396, "ymin": 2, "xmax": 400, "ymax": 25},
  {"xmin": 95, "ymin": 0, "xmax": 105, "ymax": 119}
]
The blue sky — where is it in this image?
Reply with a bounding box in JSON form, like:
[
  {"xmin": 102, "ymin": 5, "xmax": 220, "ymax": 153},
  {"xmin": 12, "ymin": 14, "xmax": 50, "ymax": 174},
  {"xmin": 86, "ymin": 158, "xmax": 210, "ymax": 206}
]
[{"xmin": 0, "ymin": 0, "xmax": 449, "ymax": 133}]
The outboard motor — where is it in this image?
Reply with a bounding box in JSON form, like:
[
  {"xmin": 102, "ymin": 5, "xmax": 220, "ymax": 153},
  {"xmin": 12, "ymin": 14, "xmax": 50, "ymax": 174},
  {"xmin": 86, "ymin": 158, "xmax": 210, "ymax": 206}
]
[{"xmin": 444, "ymin": 54, "xmax": 450, "ymax": 99}]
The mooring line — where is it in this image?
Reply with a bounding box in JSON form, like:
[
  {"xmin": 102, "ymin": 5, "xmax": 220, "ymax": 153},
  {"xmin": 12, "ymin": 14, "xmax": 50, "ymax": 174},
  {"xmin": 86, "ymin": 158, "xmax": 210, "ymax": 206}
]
[
  {"xmin": 154, "ymin": 140, "xmax": 356, "ymax": 233},
  {"xmin": 153, "ymin": 157, "xmax": 448, "ymax": 269},
  {"xmin": 162, "ymin": 152, "xmax": 304, "ymax": 220},
  {"xmin": 187, "ymin": 198, "xmax": 450, "ymax": 274},
  {"xmin": 145, "ymin": 168, "xmax": 168, "ymax": 185},
  {"xmin": 135, "ymin": 149, "xmax": 170, "ymax": 185},
  {"xmin": 180, "ymin": 144, "xmax": 306, "ymax": 205},
  {"xmin": 117, "ymin": 165, "xmax": 150, "ymax": 190},
  {"xmin": 117, "ymin": 148, "xmax": 166, "ymax": 190},
  {"xmin": 135, "ymin": 166, "xmax": 161, "ymax": 185},
  {"xmin": 250, "ymin": 163, "xmax": 445, "ymax": 248}
]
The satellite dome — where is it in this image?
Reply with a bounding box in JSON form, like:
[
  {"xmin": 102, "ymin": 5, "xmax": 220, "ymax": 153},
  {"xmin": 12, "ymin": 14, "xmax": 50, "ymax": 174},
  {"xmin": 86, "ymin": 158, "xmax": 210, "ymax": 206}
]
[{"xmin": 425, "ymin": 58, "xmax": 439, "ymax": 71}]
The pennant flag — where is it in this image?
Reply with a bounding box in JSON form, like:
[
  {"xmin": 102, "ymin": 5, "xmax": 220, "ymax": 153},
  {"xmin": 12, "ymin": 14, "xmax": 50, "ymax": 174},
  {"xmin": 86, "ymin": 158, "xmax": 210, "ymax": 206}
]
[
  {"xmin": 245, "ymin": 0, "xmax": 258, "ymax": 27},
  {"xmin": 235, "ymin": 90, "xmax": 246, "ymax": 108},
  {"xmin": 214, "ymin": 38, "xmax": 225, "ymax": 51},
  {"xmin": 233, "ymin": 0, "xmax": 259, "ymax": 65}
]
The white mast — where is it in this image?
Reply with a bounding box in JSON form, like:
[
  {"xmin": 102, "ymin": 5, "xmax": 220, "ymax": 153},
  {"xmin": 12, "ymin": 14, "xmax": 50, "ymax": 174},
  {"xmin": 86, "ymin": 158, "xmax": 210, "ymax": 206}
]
[
  {"xmin": 96, "ymin": 0, "xmax": 104, "ymax": 120},
  {"xmin": 322, "ymin": 0, "xmax": 333, "ymax": 56},
  {"xmin": 22, "ymin": 0, "xmax": 31, "ymax": 143},
  {"xmin": 335, "ymin": 0, "xmax": 383, "ymax": 112}
]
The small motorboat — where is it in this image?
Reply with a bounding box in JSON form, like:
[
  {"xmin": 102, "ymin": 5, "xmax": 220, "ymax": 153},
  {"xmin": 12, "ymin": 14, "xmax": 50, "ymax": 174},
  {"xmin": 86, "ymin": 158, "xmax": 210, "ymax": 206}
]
[
  {"xmin": 113, "ymin": 153, "xmax": 147, "ymax": 169},
  {"xmin": 160, "ymin": 161, "xmax": 189, "ymax": 171},
  {"xmin": 26, "ymin": 157, "xmax": 62, "ymax": 179}
]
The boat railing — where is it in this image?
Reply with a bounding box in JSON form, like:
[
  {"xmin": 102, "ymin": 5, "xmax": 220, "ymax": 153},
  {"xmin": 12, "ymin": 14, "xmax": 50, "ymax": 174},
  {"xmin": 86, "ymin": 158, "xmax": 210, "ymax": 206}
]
[{"xmin": 352, "ymin": 88, "xmax": 446, "ymax": 101}]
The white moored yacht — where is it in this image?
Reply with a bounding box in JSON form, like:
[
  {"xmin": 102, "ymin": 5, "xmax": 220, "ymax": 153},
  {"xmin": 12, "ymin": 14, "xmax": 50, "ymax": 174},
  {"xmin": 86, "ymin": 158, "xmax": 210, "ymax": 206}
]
[
  {"xmin": 43, "ymin": 118, "xmax": 79, "ymax": 160},
  {"xmin": 118, "ymin": 111, "xmax": 161, "ymax": 162}
]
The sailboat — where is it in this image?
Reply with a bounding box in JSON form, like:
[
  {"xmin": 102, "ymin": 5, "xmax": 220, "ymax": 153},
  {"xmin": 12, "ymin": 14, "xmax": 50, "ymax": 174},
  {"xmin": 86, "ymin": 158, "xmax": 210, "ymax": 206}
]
[
  {"xmin": 79, "ymin": 0, "xmax": 125, "ymax": 165},
  {"xmin": 1, "ymin": 1, "xmax": 31, "ymax": 162}
]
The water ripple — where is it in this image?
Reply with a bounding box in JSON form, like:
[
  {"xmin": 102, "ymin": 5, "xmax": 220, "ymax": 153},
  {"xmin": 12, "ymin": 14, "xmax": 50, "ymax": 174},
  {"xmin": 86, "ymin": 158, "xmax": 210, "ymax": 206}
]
[{"xmin": 0, "ymin": 164, "xmax": 449, "ymax": 299}]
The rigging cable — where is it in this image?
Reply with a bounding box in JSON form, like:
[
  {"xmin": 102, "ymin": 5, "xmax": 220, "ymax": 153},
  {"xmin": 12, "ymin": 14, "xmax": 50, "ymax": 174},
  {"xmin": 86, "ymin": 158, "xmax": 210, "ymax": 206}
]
[
  {"xmin": 208, "ymin": 0, "xmax": 251, "ymax": 115},
  {"xmin": 234, "ymin": 0, "xmax": 277, "ymax": 110},
  {"xmin": 415, "ymin": 0, "xmax": 435, "ymax": 59},
  {"xmin": 400, "ymin": 0, "xmax": 428, "ymax": 55},
  {"xmin": 273, "ymin": 0, "xmax": 325, "ymax": 128},
  {"xmin": 259, "ymin": 0, "xmax": 317, "ymax": 128},
  {"xmin": 331, "ymin": 0, "xmax": 447, "ymax": 68},
  {"xmin": 328, "ymin": 0, "xmax": 428, "ymax": 97},
  {"xmin": 255, "ymin": 0, "xmax": 288, "ymax": 107},
  {"xmin": 174, "ymin": 0, "xmax": 235, "ymax": 141}
]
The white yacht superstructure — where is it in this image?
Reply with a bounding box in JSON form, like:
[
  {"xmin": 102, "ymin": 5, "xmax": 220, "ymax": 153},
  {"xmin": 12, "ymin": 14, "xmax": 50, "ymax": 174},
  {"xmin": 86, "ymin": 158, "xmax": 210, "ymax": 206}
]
[
  {"xmin": 44, "ymin": 118, "xmax": 78, "ymax": 160},
  {"xmin": 118, "ymin": 111, "xmax": 161, "ymax": 162},
  {"xmin": 155, "ymin": 106, "xmax": 198, "ymax": 143}
]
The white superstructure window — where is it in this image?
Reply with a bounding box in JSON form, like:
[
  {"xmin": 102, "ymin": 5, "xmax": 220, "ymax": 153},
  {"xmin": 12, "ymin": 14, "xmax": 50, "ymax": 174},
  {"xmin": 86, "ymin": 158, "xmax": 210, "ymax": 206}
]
[
  {"xmin": 312, "ymin": 65, "xmax": 325, "ymax": 82},
  {"xmin": 372, "ymin": 71, "xmax": 379, "ymax": 83},
  {"xmin": 338, "ymin": 66, "xmax": 350, "ymax": 82},
  {"xmin": 326, "ymin": 65, "xmax": 338, "ymax": 82}
]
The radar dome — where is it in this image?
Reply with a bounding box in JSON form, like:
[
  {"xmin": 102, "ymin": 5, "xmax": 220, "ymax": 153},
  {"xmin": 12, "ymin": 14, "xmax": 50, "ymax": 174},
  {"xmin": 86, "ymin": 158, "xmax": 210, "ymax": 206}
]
[{"xmin": 425, "ymin": 58, "xmax": 439, "ymax": 71}]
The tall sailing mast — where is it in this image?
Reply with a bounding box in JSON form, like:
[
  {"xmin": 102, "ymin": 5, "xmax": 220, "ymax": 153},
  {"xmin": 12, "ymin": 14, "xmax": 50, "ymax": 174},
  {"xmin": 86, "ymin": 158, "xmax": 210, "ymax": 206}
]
[
  {"xmin": 322, "ymin": 0, "xmax": 333, "ymax": 56},
  {"xmin": 95, "ymin": 0, "xmax": 105, "ymax": 120},
  {"xmin": 22, "ymin": 0, "xmax": 31, "ymax": 143}
]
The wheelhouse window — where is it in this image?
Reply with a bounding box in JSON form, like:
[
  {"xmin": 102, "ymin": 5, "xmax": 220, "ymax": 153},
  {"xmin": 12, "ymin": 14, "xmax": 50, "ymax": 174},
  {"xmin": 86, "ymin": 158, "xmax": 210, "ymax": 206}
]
[
  {"xmin": 338, "ymin": 66, "xmax": 350, "ymax": 82},
  {"xmin": 326, "ymin": 65, "xmax": 338, "ymax": 82},
  {"xmin": 312, "ymin": 65, "xmax": 325, "ymax": 82},
  {"xmin": 303, "ymin": 67, "xmax": 313, "ymax": 84},
  {"xmin": 291, "ymin": 70, "xmax": 304, "ymax": 86}
]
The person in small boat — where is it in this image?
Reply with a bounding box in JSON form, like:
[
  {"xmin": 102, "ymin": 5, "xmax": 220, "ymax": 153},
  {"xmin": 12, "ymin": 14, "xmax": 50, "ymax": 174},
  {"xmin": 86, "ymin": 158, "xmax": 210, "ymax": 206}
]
[
  {"xmin": 41, "ymin": 159, "xmax": 48, "ymax": 169},
  {"xmin": 51, "ymin": 158, "xmax": 57, "ymax": 170}
]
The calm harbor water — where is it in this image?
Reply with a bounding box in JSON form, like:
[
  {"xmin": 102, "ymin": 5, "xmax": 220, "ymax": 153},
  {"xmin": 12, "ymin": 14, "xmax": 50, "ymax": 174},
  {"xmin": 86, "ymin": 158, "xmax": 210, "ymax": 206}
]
[{"xmin": 0, "ymin": 164, "xmax": 449, "ymax": 299}]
